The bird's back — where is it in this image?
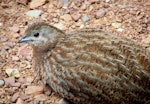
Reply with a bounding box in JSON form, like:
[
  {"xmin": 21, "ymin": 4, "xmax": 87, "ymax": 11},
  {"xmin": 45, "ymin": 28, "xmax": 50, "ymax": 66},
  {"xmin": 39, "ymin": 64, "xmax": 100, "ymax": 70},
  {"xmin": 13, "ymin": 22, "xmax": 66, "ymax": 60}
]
[{"xmin": 36, "ymin": 28, "xmax": 150, "ymax": 104}]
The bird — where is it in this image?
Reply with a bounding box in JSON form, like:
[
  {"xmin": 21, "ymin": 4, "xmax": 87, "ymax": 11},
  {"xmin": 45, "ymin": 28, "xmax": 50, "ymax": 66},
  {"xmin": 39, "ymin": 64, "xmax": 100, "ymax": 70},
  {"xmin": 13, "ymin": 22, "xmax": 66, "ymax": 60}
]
[{"xmin": 18, "ymin": 22, "xmax": 150, "ymax": 104}]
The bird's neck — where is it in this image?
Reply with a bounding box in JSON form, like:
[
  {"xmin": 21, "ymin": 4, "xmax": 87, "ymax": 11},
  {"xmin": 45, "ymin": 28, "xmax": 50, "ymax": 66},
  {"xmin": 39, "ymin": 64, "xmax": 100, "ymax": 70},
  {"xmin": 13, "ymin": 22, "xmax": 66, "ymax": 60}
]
[
  {"xmin": 32, "ymin": 34, "xmax": 65, "ymax": 59},
  {"xmin": 33, "ymin": 41, "xmax": 57, "ymax": 52}
]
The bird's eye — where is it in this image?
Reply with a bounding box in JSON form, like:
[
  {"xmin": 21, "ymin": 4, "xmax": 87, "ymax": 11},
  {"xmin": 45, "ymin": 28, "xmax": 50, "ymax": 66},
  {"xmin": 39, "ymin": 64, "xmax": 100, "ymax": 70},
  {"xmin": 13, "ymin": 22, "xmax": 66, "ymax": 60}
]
[{"xmin": 34, "ymin": 33, "xmax": 39, "ymax": 37}]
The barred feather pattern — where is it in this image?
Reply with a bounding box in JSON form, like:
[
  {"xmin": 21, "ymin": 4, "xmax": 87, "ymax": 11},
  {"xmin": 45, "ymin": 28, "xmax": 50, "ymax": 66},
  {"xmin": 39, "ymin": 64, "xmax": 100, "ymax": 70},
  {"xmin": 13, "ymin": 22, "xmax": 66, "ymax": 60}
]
[{"xmin": 32, "ymin": 28, "xmax": 150, "ymax": 104}]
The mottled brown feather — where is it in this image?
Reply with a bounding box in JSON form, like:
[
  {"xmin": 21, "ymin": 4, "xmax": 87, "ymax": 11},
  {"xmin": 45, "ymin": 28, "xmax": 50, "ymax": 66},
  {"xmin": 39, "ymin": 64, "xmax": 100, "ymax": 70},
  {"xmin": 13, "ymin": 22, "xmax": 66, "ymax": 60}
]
[{"xmin": 20, "ymin": 22, "xmax": 150, "ymax": 104}]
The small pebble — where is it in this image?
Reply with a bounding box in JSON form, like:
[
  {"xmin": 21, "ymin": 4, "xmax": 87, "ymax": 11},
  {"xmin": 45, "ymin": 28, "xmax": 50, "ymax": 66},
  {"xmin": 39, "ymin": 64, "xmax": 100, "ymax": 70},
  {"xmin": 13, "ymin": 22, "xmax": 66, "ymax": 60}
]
[
  {"xmin": 0, "ymin": 22, "xmax": 2, "ymax": 26},
  {"xmin": 71, "ymin": 13, "xmax": 81, "ymax": 22},
  {"xmin": 147, "ymin": 27, "xmax": 150, "ymax": 33},
  {"xmin": 26, "ymin": 10, "xmax": 42, "ymax": 18},
  {"xmin": 0, "ymin": 79, "xmax": 5, "ymax": 87},
  {"xmin": 25, "ymin": 86, "xmax": 44, "ymax": 95},
  {"xmin": 30, "ymin": 0, "xmax": 47, "ymax": 9},
  {"xmin": 60, "ymin": 0, "xmax": 68, "ymax": 4},
  {"xmin": 9, "ymin": 26, "xmax": 20, "ymax": 33},
  {"xmin": 16, "ymin": 98, "xmax": 26, "ymax": 104},
  {"xmin": 11, "ymin": 92, "xmax": 20, "ymax": 102},
  {"xmin": 52, "ymin": 18, "xmax": 59, "ymax": 22},
  {"xmin": 4, "ymin": 76, "xmax": 15, "ymax": 86},
  {"xmin": 96, "ymin": 9, "xmax": 106, "ymax": 18},
  {"xmin": 82, "ymin": 15, "xmax": 90, "ymax": 22}
]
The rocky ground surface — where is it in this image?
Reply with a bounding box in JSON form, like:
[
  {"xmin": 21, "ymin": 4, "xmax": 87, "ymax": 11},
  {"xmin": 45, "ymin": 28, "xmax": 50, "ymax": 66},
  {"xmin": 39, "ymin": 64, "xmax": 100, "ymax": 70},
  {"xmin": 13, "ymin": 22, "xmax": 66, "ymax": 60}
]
[{"xmin": 0, "ymin": 0, "xmax": 150, "ymax": 104}]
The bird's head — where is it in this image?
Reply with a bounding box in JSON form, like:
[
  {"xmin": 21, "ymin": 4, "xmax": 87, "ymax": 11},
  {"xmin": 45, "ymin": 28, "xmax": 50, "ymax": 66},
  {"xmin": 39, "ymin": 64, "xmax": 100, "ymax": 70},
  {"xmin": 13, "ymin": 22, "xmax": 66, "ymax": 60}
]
[{"xmin": 18, "ymin": 22, "xmax": 64, "ymax": 47}]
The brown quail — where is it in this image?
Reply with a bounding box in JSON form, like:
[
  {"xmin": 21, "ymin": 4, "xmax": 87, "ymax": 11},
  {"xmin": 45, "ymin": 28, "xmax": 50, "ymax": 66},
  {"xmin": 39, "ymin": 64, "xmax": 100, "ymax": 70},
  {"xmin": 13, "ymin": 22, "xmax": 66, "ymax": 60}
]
[{"xmin": 18, "ymin": 22, "xmax": 150, "ymax": 104}]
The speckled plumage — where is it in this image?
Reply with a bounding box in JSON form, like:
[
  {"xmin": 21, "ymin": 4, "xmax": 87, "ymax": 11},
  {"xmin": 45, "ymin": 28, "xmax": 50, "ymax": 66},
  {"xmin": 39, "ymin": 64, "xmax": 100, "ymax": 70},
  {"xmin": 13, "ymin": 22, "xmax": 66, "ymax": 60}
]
[{"xmin": 18, "ymin": 22, "xmax": 150, "ymax": 104}]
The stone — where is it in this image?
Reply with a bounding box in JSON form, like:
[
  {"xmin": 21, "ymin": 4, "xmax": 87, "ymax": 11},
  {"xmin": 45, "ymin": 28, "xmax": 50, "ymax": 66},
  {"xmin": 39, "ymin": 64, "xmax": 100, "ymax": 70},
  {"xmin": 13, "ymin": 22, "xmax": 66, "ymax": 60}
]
[
  {"xmin": 12, "ymin": 56, "xmax": 19, "ymax": 61},
  {"xmin": 18, "ymin": 45, "xmax": 32, "ymax": 61},
  {"xmin": 9, "ymin": 26, "xmax": 20, "ymax": 33},
  {"xmin": 30, "ymin": 0, "xmax": 48, "ymax": 9},
  {"xmin": 16, "ymin": 98, "xmax": 26, "ymax": 104},
  {"xmin": 111, "ymin": 22, "xmax": 122, "ymax": 28},
  {"xmin": 25, "ymin": 86, "xmax": 44, "ymax": 95},
  {"xmin": 11, "ymin": 92, "xmax": 20, "ymax": 102},
  {"xmin": 0, "ymin": 80, "xmax": 5, "ymax": 87},
  {"xmin": 12, "ymin": 82, "xmax": 21, "ymax": 87},
  {"xmin": 18, "ymin": 77, "xmax": 26, "ymax": 83},
  {"xmin": 5, "ymin": 42, "xmax": 14, "ymax": 48},
  {"xmin": 82, "ymin": 15, "xmax": 90, "ymax": 22},
  {"xmin": 96, "ymin": 9, "xmax": 106, "ymax": 18},
  {"xmin": 26, "ymin": 10, "xmax": 42, "ymax": 18},
  {"xmin": 54, "ymin": 23, "xmax": 67, "ymax": 30},
  {"xmin": 147, "ymin": 27, "xmax": 150, "ymax": 33},
  {"xmin": 4, "ymin": 76, "xmax": 15, "ymax": 86},
  {"xmin": 61, "ymin": 14, "xmax": 72, "ymax": 22},
  {"xmin": 59, "ymin": 0, "xmax": 68, "ymax": 4},
  {"xmin": 71, "ymin": 13, "xmax": 81, "ymax": 22}
]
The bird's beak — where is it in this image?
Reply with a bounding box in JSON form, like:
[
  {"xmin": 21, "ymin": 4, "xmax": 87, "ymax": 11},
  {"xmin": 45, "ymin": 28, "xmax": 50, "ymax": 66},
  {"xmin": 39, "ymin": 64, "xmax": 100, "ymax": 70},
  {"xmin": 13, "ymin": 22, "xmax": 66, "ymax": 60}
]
[{"xmin": 18, "ymin": 35, "xmax": 30, "ymax": 43}]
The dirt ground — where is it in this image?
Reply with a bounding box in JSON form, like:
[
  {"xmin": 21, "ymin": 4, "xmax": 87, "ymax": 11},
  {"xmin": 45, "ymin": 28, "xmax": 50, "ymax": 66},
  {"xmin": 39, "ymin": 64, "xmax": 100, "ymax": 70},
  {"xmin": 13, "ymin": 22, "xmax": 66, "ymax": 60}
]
[{"xmin": 0, "ymin": 0, "xmax": 150, "ymax": 104}]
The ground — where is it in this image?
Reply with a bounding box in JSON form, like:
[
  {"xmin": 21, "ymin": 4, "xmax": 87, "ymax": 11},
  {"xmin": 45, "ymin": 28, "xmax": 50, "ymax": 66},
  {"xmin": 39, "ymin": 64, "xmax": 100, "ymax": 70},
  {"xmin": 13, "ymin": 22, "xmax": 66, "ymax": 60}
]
[{"xmin": 0, "ymin": 0, "xmax": 150, "ymax": 104}]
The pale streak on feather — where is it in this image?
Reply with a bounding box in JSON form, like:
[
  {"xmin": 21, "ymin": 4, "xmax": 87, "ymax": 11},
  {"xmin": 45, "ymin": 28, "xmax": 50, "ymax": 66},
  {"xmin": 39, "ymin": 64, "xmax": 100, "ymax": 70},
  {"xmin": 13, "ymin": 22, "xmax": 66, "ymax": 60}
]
[
  {"xmin": 60, "ymin": 45, "xmax": 74, "ymax": 52},
  {"xmin": 51, "ymin": 50, "xmax": 68, "ymax": 62},
  {"xmin": 77, "ymin": 61, "xmax": 111, "ymax": 72}
]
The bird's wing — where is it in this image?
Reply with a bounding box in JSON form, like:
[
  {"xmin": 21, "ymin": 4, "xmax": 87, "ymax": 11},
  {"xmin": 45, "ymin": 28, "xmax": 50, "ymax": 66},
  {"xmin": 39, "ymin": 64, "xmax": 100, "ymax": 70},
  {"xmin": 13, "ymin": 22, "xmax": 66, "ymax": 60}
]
[{"xmin": 48, "ymin": 29, "xmax": 150, "ymax": 103}]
